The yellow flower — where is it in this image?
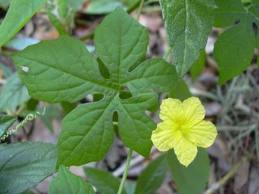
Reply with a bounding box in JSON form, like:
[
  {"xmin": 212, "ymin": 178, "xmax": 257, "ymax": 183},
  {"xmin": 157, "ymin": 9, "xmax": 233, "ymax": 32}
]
[{"xmin": 151, "ymin": 97, "xmax": 217, "ymax": 167}]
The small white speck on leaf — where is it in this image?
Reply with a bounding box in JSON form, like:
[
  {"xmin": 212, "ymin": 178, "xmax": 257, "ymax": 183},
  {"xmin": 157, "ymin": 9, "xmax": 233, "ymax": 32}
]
[{"xmin": 21, "ymin": 66, "xmax": 29, "ymax": 73}]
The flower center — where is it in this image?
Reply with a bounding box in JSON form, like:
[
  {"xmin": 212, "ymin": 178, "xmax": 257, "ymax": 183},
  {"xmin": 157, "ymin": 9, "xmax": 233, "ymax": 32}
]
[{"xmin": 173, "ymin": 118, "xmax": 189, "ymax": 135}]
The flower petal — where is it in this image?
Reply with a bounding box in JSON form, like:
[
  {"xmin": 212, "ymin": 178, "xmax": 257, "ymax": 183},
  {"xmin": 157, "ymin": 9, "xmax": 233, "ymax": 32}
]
[
  {"xmin": 182, "ymin": 97, "xmax": 205, "ymax": 126},
  {"xmin": 174, "ymin": 137, "xmax": 197, "ymax": 167},
  {"xmin": 151, "ymin": 122, "xmax": 181, "ymax": 151},
  {"xmin": 160, "ymin": 98, "xmax": 182, "ymax": 121},
  {"xmin": 186, "ymin": 120, "xmax": 217, "ymax": 148}
]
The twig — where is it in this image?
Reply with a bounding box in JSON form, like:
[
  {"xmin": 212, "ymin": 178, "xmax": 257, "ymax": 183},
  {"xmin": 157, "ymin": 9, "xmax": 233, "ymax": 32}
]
[{"xmin": 204, "ymin": 157, "xmax": 247, "ymax": 194}]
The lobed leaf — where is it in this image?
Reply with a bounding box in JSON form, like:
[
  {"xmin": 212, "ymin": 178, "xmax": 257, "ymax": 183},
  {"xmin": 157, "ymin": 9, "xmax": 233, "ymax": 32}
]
[{"xmin": 13, "ymin": 8, "xmax": 179, "ymax": 166}]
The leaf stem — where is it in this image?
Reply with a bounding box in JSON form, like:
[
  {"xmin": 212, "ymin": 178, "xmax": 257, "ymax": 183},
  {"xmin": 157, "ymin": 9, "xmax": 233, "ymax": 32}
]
[
  {"xmin": 137, "ymin": 0, "xmax": 145, "ymax": 20},
  {"xmin": 117, "ymin": 149, "xmax": 133, "ymax": 194}
]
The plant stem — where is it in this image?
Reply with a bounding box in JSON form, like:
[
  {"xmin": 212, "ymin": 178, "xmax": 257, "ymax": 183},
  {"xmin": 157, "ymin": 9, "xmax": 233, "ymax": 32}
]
[
  {"xmin": 137, "ymin": 0, "xmax": 145, "ymax": 20},
  {"xmin": 204, "ymin": 157, "xmax": 247, "ymax": 194},
  {"xmin": 117, "ymin": 149, "xmax": 133, "ymax": 194}
]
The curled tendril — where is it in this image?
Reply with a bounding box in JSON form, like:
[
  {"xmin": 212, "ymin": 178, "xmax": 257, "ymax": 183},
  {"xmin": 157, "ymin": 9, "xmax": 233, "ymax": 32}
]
[{"xmin": 0, "ymin": 107, "xmax": 46, "ymax": 142}]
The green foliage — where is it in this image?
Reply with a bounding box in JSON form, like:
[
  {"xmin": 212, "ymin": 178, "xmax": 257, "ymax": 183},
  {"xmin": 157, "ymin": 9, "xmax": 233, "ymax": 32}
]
[
  {"xmin": 0, "ymin": 0, "xmax": 11, "ymax": 9},
  {"xmin": 85, "ymin": 0, "xmax": 139, "ymax": 14},
  {"xmin": 47, "ymin": 0, "xmax": 83, "ymax": 35},
  {"xmin": 13, "ymin": 9, "xmax": 179, "ymax": 166},
  {"xmin": 0, "ymin": 0, "xmax": 47, "ymax": 47},
  {"xmin": 49, "ymin": 166, "xmax": 95, "ymax": 194},
  {"xmin": 214, "ymin": 0, "xmax": 259, "ymax": 83},
  {"xmin": 169, "ymin": 79, "xmax": 191, "ymax": 101},
  {"xmin": 135, "ymin": 155, "xmax": 168, "ymax": 194},
  {"xmin": 0, "ymin": 73, "xmax": 30, "ymax": 111},
  {"xmin": 0, "ymin": 115, "xmax": 16, "ymax": 137},
  {"xmin": 0, "ymin": 142, "xmax": 57, "ymax": 194},
  {"xmin": 160, "ymin": 0, "xmax": 215, "ymax": 76},
  {"xmin": 40, "ymin": 104, "xmax": 61, "ymax": 131},
  {"xmin": 167, "ymin": 149, "xmax": 210, "ymax": 194},
  {"xmin": 191, "ymin": 50, "xmax": 206, "ymax": 80},
  {"xmin": 0, "ymin": 63, "xmax": 12, "ymax": 78},
  {"xmin": 85, "ymin": 167, "xmax": 126, "ymax": 194}
]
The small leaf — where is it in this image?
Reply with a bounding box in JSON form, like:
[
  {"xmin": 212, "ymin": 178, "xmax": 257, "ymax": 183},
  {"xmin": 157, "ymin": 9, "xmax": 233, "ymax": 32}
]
[
  {"xmin": 167, "ymin": 149, "xmax": 210, "ymax": 194},
  {"xmin": 160, "ymin": 0, "xmax": 215, "ymax": 76},
  {"xmin": 47, "ymin": 11, "xmax": 68, "ymax": 35},
  {"xmin": 169, "ymin": 79, "xmax": 191, "ymax": 101},
  {"xmin": 84, "ymin": 167, "xmax": 127, "ymax": 194},
  {"xmin": 135, "ymin": 155, "xmax": 168, "ymax": 194},
  {"xmin": 0, "ymin": 142, "xmax": 57, "ymax": 194},
  {"xmin": 85, "ymin": 0, "xmax": 139, "ymax": 14},
  {"xmin": 49, "ymin": 166, "xmax": 95, "ymax": 194},
  {"xmin": 0, "ymin": 0, "xmax": 47, "ymax": 47},
  {"xmin": 86, "ymin": 0, "xmax": 124, "ymax": 14},
  {"xmin": 214, "ymin": 22, "xmax": 255, "ymax": 83},
  {"xmin": 0, "ymin": 73, "xmax": 30, "ymax": 111},
  {"xmin": 191, "ymin": 50, "xmax": 206, "ymax": 80}
]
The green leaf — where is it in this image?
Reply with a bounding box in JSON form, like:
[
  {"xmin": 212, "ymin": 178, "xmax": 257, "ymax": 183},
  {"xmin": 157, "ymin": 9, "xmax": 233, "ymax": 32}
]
[
  {"xmin": 167, "ymin": 149, "xmax": 210, "ymax": 194},
  {"xmin": 86, "ymin": 0, "xmax": 124, "ymax": 14},
  {"xmin": 0, "ymin": 0, "xmax": 11, "ymax": 9},
  {"xmin": 214, "ymin": 0, "xmax": 246, "ymax": 27},
  {"xmin": 58, "ymin": 98, "xmax": 115, "ymax": 165},
  {"xmin": 169, "ymin": 79, "xmax": 191, "ymax": 100},
  {"xmin": 126, "ymin": 58, "xmax": 179, "ymax": 94},
  {"xmin": 125, "ymin": 181, "xmax": 136, "ymax": 194},
  {"xmin": 0, "ymin": 142, "xmax": 57, "ymax": 194},
  {"xmin": 214, "ymin": 22, "xmax": 255, "ymax": 83},
  {"xmin": 0, "ymin": 115, "xmax": 16, "ymax": 137},
  {"xmin": 214, "ymin": 0, "xmax": 259, "ymax": 83},
  {"xmin": 68, "ymin": 0, "xmax": 84, "ymax": 10},
  {"xmin": 0, "ymin": 73, "xmax": 30, "ymax": 111},
  {"xmin": 85, "ymin": 0, "xmax": 139, "ymax": 14},
  {"xmin": 160, "ymin": 0, "xmax": 215, "ymax": 76},
  {"xmin": 84, "ymin": 167, "xmax": 126, "ymax": 194},
  {"xmin": 47, "ymin": 11, "xmax": 68, "ymax": 35},
  {"xmin": 0, "ymin": 63, "xmax": 12, "ymax": 78},
  {"xmin": 57, "ymin": 0, "xmax": 69, "ymax": 19},
  {"xmin": 14, "ymin": 9, "xmax": 179, "ymax": 166},
  {"xmin": 135, "ymin": 155, "xmax": 168, "ymax": 194},
  {"xmin": 191, "ymin": 50, "xmax": 206, "ymax": 80},
  {"xmin": 49, "ymin": 166, "xmax": 95, "ymax": 194},
  {"xmin": 0, "ymin": 0, "xmax": 47, "ymax": 47}
]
